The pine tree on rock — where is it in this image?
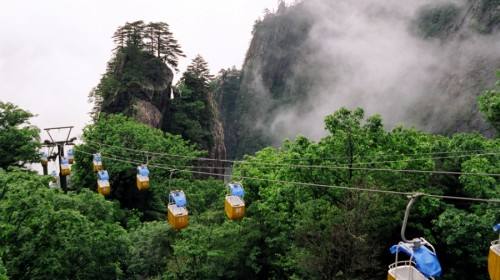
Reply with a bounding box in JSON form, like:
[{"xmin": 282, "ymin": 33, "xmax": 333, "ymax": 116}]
[{"xmin": 169, "ymin": 55, "xmax": 214, "ymax": 150}]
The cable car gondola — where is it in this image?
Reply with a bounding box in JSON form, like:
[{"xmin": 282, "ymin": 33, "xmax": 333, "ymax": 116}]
[
  {"xmin": 225, "ymin": 182, "xmax": 245, "ymax": 220},
  {"xmin": 136, "ymin": 164, "xmax": 150, "ymax": 191},
  {"xmin": 67, "ymin": 148, "xmax": 74, "ymax": 164},
  {"xmin": 167, "ymin": 190, "xmax": 188, "ymax": 230},
  {"xmin": 489, "ymin": 223, "xmax": 500, "ymax": 280},
  {"xmin": 388, "ymin": 194, "xmax": 442, "ymax": 280},
  {"xmin": 97, "ymin": 170, "xmax": 111, "ymax": 196},
  {"xmin": 60, "ymin": 157, "xmax": 71, "ymax": 176},
  {"xmin": 93, "ymin": 153, "xmax": 103, "ymax": 172},
  {"xmin": 40, "ymin": 152, "xmax": 48, "ymax": 166},
  {"xmin": 50, "ymin": 170, "xmax": 58, "ymax": 183}
]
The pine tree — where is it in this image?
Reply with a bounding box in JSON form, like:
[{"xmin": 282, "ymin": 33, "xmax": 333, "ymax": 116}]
[
  {"xmin": 169, "ymin": 55, "xmax": 214, "ymax": 150},
  {"xmin": 185, "ymin": 55, "xmax": 213, "ymax": 85}
]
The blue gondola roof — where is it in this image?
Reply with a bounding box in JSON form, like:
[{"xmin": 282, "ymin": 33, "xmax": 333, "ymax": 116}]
[
  {"xmin": 228, "ymin": 183, "xmax": 244, "ymax": 198},
  {"xmin": 93, "ymin": 153, "xmax": 102, "ymax": 161},
  {"xmin": 390, "ymin": 243, "xmax": 442, "ymax": 277},
  {"xmin": 97, "ymin": 170, "xmax": 109, "ymax": 181},
  {"xmin": 170, "ymin": 191, "xmax": 187, "ymax": 207},
  {"xmin": 137, "ymin": 165, "xmax": 150, "ymax": 177},
  {"xmin": 494, "ymin": 224, "xmax": 500, "ymax": 232}
]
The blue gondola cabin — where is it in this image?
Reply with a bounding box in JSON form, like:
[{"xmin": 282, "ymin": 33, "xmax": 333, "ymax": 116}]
[
  {"xmin": 93, "ymin": 153, "xmax": 103, "ymax": 172},
  {"xmin": 136, "ymin": 165, "xmax": 150, "ymax": 191},
  {"xmin": 97, "ymin": 170, "xmax": 111, "ymax": 196},
  {"xmin": 388, "ymin": 239, "xmax": 441, "ymax": 280},
  {"xmin": 167, "ymin": 190, "xmax": 188, "ymax": 230},
  {"xmin": 60, "ymin": 157, "xmax": 71, "ymax": 176},
  {"xmin": 225, "ymin": 182, "xmax": 245, "ymax": 220}
]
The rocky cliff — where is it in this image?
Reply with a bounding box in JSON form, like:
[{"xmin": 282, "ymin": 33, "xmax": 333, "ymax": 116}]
[
  {"xmin": 98, "ymin": 47, "xmax": 173, "ymax": 130},
  {"xmin": 219, "ymin": 0, "xmax": 500, "ymax": 158},
  {"xmin": 92, "ymin": 45, "xmax": 227, "ymax": 164}
]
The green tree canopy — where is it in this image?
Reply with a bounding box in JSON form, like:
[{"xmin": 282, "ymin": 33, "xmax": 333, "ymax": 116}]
[
  {"xmin": 72, "ymin": 114, "xmax": 203, "ymax": 219},
  {"xmin": 0, "ymin": 102, "xmax": 40, "ymax": 169},
  {"xmin": 168, "ymin": 55, "xmax": 214, "ymax": 150},
  {"xmin": 113, "ymin": 21, "xmax": 185, "ymax": 70},
  {"xmin": 0, "ymin": 169, "xmax": 129, "ymax": 280},
  {"xmin": 0, "ymin": 258, "xmax": 6, "ymax": 280},
  {"xmin": 232, "ymin": 107, "xmax": 499, "ymax": 280},
  {"xmin": 479, "ymin": 71, "xmax": 500, "ymax": 133}
]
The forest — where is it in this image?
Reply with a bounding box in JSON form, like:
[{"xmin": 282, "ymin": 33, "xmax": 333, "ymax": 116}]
[{"xmin": 1, "ymin": 3, "xmax": 500, "ymax": 280}]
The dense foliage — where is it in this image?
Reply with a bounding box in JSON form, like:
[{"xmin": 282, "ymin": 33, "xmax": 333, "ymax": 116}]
[
  {"xmin": 71, "ymin": 114, "xmax": 203, "ymax": 220},
  {"xmin": 232, "ymin": 107, "xmax": 499, "ymax": 279},
  {"xmin": 168, "ymin": 55, "xmax": 215, "ymax": 151},
  {"xmin": 0, "ymin": 97, "xmax": 499, "ymax": 279},
  {"xmin": 0, "ymin": 102, "xmax": 40, "ymax": 169},
  {"xmin": 479, "ymin": 71, "xmax": 500, "ymax": 133},
  {"xmin": 112, "ymin": 21, "xmax": 184, "ymax": 70},
  {"xmin": 0, "ymin": 169, "xmax": 129, "ymax": 279}
]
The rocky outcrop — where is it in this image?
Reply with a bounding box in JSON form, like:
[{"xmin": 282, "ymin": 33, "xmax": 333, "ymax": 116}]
[
  {"xmin": 207, "ymin": 90, "xmax": 227, "ymax": 175},
  {"xmin": 99, "ymin": 47, "xmax": 227, "ymax": 164},
  {"xmin": 100, "ymin": 48, "xmax": 173, "ymax": 130}
]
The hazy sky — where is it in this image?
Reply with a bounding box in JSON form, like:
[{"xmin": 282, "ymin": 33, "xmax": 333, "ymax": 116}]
[{"xmin": 0, "ymin": 0, "xmax": 277, "ymax": 139}]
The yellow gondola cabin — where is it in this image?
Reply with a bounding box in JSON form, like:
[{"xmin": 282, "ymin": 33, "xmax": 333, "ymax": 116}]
[
  {"xmin": 60, "ymin": 157, "xmax": 71, "ymax": 176},
  {"xmin": 93, "ymin": 153, "xmax": 103, "ymax": 172},
  {"xmin": 136, "ymin": 165, "xmax": 150, "ymax": 191},
  {"xmin": 40, "ymin": 152, "xmax": 48, "ymax": 166},
  {"xmin": 67, "ymin": 148, "xmax": 74, "ymax": 164},
  {"xmin": 489, "ymin": 224, "xmax": 500, "ymax": 280},
  {"xmin": 167, "ymin": 190, "xmax": 188, "ymax": 230},
  {"xmin": 225, "ymin": 182, "xmax": 245, "ymax": 220},
  {"xmin": 97, "ymin": 170, "xmax": 111, "ymax": 196}
]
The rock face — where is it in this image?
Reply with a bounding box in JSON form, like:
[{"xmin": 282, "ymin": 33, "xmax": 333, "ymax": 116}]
[
  {"xmin": 219, "ymin": 0, "xmax": 500, "ymax": 158},
  {"xmin": 206, "ymin": 90, "xmax": 227, "ymax": 175},
  {"xmin": 98, "ymin": 48, "xmax": 227, "ymax": 164},
  {"xmin": 100, "ymin": 49, "xmax": 173, "ymax": 130}
]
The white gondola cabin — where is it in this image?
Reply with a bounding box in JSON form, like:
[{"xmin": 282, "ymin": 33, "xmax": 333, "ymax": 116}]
[
  {"xmin": 136, "ymin": 165, "xmax": 150, "ymax": 191},
  {"xmin": 167, "ymin": 190, "xmax": 188, "ymax": 230},
  {"xmin": 225, "ymin": 182, "xmax": 245, "ymax": 220},
  {"xmin": 489, "ymin": 224, "xmax": 500, "ymax": 280},
  {"xmin": 97, "ymin": 170, "xmax": 111, "ymax": 196}
]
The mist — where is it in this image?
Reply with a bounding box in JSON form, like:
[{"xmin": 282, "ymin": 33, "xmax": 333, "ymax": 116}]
[{"xmin": 261, "ymin": 0, "xmax": 500, "ymax": 143}]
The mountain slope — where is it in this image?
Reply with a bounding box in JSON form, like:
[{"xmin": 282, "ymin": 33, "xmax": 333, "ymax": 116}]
[{"xmin": 220, "ymin": 0, "xmax": 500, "ymax": 158}]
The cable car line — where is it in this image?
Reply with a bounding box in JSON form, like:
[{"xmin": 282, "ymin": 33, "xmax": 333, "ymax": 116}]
[
  {"xmin": 76, "ymin": 149, "xmax": 500, "ymax": 204},
  {"xmin": 83, "ymin": 141, "xmax": 500, "ymax": 177},
  {"xmin": 87, "ymin": 140, "xmax": 500, "ymax": 168},
  {"xmin": 84, "ymin": 139, "xmax": 500, "ymax": 165}
]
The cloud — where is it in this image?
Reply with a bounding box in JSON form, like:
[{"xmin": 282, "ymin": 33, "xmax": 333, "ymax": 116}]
[{"xmin": 261, "ymin": 0, "xmax": 500, "ymax": 142}]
